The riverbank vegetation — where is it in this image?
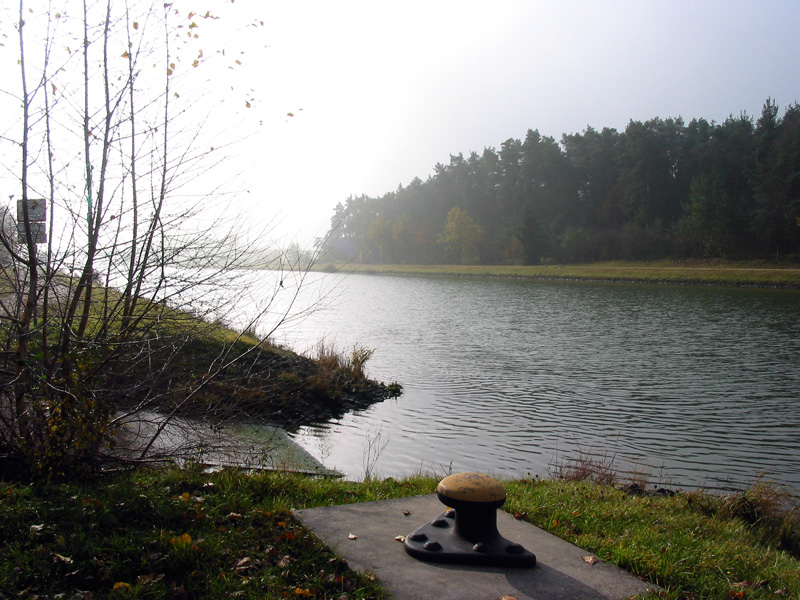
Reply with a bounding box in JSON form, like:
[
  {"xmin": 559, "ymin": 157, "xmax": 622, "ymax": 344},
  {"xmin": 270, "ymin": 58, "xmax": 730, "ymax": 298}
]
[
  {"xmin": 0, "ymin": 1, "xmax": 398, "ymax": 481},
  {"xmin": 320, "ymin": 260, "xmax": 800, "ymax": 288},
  {"xmin": 1, "ymin": 466, "xmax": 798, "ymax": 599},
  {"xmin": 0, "ymin": 275, "xmax": 399, "ymax": 480},
  {"xmin": 320, "ymin": 100, "xmax": 800, "ymax": 266}
]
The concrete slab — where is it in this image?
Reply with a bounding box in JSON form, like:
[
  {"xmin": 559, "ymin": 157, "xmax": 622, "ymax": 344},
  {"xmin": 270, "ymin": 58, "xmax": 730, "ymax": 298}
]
[{"xmin": 294, "ymin": 494, "xmax": 657, "ymax": 600}]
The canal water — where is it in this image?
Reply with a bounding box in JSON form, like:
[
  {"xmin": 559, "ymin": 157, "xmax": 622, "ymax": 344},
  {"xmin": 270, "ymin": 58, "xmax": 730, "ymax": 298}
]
[{"xmin": 259, "ymin": 271, "xmax": 800, "ymax": 490}]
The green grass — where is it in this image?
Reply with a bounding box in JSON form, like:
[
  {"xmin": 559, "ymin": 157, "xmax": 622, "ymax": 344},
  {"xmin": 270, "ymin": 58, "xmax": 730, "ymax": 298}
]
[
  {"xmin": 1, "ymin": 468, "xmax": 798, "ymax": 599},
  {"xmin": 320, "ymin": 260, "xmax": 800, "ymax": 288},
  {"xmin": 505, "ymin": 479, "xmax": 799, "ymax": 599}
]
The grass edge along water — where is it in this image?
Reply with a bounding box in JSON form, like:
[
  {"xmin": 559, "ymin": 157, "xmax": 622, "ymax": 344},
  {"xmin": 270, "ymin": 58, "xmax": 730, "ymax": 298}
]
[{"xmin": 1, "ymin": 460, "xmax": 798, "ymax": 600}]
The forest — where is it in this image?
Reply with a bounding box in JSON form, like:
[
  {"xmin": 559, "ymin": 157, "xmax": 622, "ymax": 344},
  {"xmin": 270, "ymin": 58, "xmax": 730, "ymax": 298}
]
[{"xmin": 320, "ymin": 99, "xmax": 800, "ymax": 265}]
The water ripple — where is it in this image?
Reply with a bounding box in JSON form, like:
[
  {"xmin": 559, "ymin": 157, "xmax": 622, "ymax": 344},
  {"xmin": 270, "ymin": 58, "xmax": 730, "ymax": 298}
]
[{"xmin": 274, "ymin": 274, "xmax": 800, "ymax": 490}]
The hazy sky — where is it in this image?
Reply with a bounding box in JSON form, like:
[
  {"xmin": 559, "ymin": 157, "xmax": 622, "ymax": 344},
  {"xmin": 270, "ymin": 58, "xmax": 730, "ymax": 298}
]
[
  {"xmin": 4, "ymin": 1, "xmax": 800, "ymax": 247},
  {"xmin": 226, "ymin": 0, "xmax": 800, "ymax": 246}
]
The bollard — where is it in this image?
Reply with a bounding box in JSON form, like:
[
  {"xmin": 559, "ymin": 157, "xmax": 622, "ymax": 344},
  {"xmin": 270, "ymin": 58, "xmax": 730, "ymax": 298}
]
[{"xmin": 403, "ymin": 472, "xmax": 536, "ymax": 568}]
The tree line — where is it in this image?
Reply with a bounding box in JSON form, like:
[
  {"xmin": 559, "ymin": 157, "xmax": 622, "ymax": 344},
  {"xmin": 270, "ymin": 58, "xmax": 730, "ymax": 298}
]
[{"xmin": 320, "ymin": 99, "xmax": 800, "ymax": 265}]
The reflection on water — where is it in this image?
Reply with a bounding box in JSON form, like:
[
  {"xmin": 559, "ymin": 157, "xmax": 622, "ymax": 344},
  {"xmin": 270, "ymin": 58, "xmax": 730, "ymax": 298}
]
[{"xmin": 265, "ymin": 273, "xmax": 800, "ymax": 491}]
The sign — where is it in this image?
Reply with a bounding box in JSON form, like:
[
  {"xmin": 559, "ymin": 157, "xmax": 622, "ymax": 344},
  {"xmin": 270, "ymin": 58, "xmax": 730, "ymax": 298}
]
[
  {"xmin": 17, "ymin": 198, "xmax": 46, "ymax": 222},
  {"xmin": 16, "ymin": 199, "xmax": 47, "ymax": 243},
  {"xmin": 17, "ymin": 221, "xmax": 47, "ymax": 243}
]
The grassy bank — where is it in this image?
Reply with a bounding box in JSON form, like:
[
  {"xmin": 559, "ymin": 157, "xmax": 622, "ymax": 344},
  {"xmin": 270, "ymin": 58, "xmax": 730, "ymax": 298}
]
[
  {"xmin": 0, "ymin": 282, "xmax": 401, "ymax": 479},
  {"xmin": 146, "ymin": 334, "xmax": 400, "ymax": 429},
  {"xmin": 320, "ymin": 260, "xmax": 800, "ymax": 288},
  {"xmin": 2, "ymin": 467, "xmax": 798, "ymax": 599}
]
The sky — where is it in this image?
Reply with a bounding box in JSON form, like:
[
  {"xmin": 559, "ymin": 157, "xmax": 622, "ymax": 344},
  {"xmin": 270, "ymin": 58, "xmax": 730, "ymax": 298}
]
[
  {"xmin": 4, "ymin": 0, "xmax": 800, "ymax": 248},
  {"xmin": 222, "ymin": 0, "xmax": 800, "ymax": 247}
]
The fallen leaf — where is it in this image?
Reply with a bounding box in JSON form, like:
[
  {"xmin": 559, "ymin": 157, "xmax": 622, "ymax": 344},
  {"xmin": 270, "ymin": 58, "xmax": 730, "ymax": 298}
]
[
  {"xmin": 582, "ymin": 555, "xmax": 598, "ymax": 565},
  {"xmin": 732, "ymin": 580, "xmax": 752, "ymax": 588},
  {"xmin": 169, "ymin": 533, "xmax": 192, "ymax": 547},
  {"xmin": 403, "ymin": 510, "xmax": 411, "ymax": 516},
  {"xmin": 234, "ymin": 557, "xmax": 252, "ymax": 571},
  {"xmin": 348, "ymin": 533, "xmax": 358, "ymax": 540},
  {"xmin": 774, "ymin": 589, "xmax": 788, "ymax": 595},
  {"xmin": 513, "ymin": 511, "xmax": 528, "ymax": 521},
  {"xmin": 276, "ymin": 555, "xmax": 291, "ymax": 568}
]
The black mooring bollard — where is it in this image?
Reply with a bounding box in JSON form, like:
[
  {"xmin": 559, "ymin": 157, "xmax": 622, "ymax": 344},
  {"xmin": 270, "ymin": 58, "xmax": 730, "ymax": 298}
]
[{"xmin": 403, "ymin": 472, "xmax": 536, "ymax": 568}]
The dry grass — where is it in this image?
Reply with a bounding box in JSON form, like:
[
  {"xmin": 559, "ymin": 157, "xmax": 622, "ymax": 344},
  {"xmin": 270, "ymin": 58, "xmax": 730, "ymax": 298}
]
[
  {"xmin": 312, "ymin": 340, "xmax": 375, "ymax": 381},
  {"xmin": 547, "ymin": 449, "xmax": 620, "ymax": 485}
]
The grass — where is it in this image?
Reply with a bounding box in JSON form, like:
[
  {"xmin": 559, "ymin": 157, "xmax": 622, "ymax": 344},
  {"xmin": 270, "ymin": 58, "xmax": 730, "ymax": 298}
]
[
  {"xmin": 505, "ymin": 479, "xmax": 799, "ymax": 599},
  {"xmin": 1, "ymin": 466, "xmax": 798, "ymax": 599},
  {"xmin": 0, "ymin": 467, "xmax": 435, "ymax": 600},
  {"xmin": 320, "ymin": 259, "xmax": 800, "ymax": 288}
]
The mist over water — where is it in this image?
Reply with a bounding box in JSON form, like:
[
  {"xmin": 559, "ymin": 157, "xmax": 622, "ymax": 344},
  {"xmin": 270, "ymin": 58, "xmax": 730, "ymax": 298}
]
[{"xmin": 263, "ymin": 272, "xmax": 800, "ymax": 490}]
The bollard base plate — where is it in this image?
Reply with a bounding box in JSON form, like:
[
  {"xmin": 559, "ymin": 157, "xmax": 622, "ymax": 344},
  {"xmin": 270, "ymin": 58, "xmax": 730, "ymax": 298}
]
[{"xmin": 404, "ymin": 510, "xmax": 536, "ymax": 568}]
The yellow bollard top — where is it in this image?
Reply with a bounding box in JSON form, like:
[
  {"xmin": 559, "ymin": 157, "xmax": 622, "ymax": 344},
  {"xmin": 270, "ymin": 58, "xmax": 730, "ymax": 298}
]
[{"xmin": 436, "ymin": 472, "xmax": 506, "ymax": 503}]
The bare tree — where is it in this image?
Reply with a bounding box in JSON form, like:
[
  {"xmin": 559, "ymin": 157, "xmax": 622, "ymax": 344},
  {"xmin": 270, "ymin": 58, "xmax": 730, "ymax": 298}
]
[{"xmin": 0, "ymin": 0, "xmax": 336, "ymax": 477}]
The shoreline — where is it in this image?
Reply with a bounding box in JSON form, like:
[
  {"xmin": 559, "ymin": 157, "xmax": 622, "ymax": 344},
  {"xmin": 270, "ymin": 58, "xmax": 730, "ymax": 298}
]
[{"xmin": 319, "ymin": 260, "xmax": 800, "ymax": 289}]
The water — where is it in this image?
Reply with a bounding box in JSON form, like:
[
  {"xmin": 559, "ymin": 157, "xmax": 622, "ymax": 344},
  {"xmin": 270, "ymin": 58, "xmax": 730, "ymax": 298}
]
[{"xmin": 260, "ymin": 272, "xmax": 800, "ymax": 491}]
